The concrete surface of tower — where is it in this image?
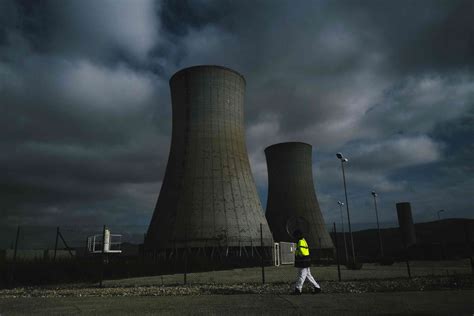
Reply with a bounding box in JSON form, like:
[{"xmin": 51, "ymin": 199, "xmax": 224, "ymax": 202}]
[
  {"xmin": 146, "ymin": 65, "xmax": 273, "ymax": 252},
  {"xmin": 265, "ymin": 142, "xmax": 334, "ymax": 257}
]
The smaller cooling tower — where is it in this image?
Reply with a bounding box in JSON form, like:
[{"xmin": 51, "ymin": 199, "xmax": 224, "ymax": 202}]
[
  {"xmin": 396, "ymin": 202, "xmax": 417, "ymax": 247},
  {"xmin": 265, "ymin": 142, "xmax": 334, "ymax": 255}
]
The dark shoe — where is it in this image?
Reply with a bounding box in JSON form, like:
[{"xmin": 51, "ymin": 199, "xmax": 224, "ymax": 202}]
[
  {"xmin": 292, "ymin": 289, "xmax": 302, "ymax": 295},
  {"xmin": 312, "ymin": 287, "xmax": 322, "ymax": 294}
]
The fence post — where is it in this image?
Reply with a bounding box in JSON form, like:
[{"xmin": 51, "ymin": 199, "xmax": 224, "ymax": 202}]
[
  {"xmin": 143, "ymin": 233, "xmax": 147, "ymax": 265},
  {"xmin": 333, "ymin": 222, "xmax": 341, "ymax": 281},
  {"xmin": 405, "ymin": 247, "xmax": 412, "ymax": 279},
  {"xmin": 58, "ymin": 230, "xmax": 75, "ymax": 258},
  {"xmin": 10, "ymin": 226, "xmax": 21, "ymax": 286},
  {"xmin": 85, "ymin": 237, "xmax": 89, "ymax": 257},
  {"xmin": 184, "ymin": 230, "xmax": 187, "ymax": 285},
  {"xmin": 13, "ymin": 226, "xmax": 20, "ymax": 262},
  {"xmin": 401, "ymin": 235, "xmax": 411, "ymax": 279},
  {"xmin": 465, "ymin": 222, "xmax": 473, "ymax": 273},
  {"xmin": 260, "ymin": 223, "xmax": 265, "ymax": 284},
  {"xmin": 53, "ymin": 226, "xmax": 59, "ymax": 261},
  {"xmin": 100, "ymin": 225, "xmax": 106, "ymax": 287}
]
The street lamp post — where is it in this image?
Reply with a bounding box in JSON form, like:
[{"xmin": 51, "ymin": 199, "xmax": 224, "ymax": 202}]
[
  {"xmin": 338, "ymin": 201, "xmax": 349, "ymax": 263},
  {"xmin": 371, "ymin": 191, "xmax": 384, "ymax": 258},
  {"xmin": 336, "ymin": 152, "xmax": 356, "ymax": 265}
]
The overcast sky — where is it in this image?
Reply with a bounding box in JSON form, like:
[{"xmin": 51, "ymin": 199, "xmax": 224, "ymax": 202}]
[{"xmin": 1, "ymin": 0, "xmax": 473, "ymax": 232}]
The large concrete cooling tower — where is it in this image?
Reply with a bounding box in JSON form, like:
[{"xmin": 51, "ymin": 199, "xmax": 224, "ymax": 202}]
[
  {"xmin": 265, "ymin": 142, "xmax": 334, "ymax": 255},
  {"xmin": 146, "ymin": 65, "xmax": 273, "ymax": 252}
]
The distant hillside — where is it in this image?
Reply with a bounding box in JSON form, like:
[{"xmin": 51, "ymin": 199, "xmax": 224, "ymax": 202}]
[{"xmin": 332, "ymin": 218, "xmax": 474, "ymax": 261}]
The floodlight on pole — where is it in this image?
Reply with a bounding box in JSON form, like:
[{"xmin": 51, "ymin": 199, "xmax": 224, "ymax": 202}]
[
  {"xmin": 338, "ymin": 201, "xmax": 349, "ymax": 263},
  {"xmin": 336, "ymin": 152, "xmax": 356, "ymax": 265},
  {"xmin": 371, "ymin": 191, "xmax": 384, "ymax": 258}
]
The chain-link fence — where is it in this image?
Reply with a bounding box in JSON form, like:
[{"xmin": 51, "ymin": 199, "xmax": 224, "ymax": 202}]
[
  {"xmin": 0, "ymin": 224, "xmax": 276, "ymax": 287},
  {"xmin": 0, "ymin": 219, "xmax": 472, "ymax": 288}
]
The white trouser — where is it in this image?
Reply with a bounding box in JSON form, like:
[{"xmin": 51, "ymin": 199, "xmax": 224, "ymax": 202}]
[{"xmin": 295, "ymin": 267, "xmax": 320, "ymax": 291}]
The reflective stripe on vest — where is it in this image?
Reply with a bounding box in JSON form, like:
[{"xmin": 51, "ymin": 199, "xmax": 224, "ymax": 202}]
[{"xmin": 296, "ymin": 238, "xmax": 310, "ymax": 256}]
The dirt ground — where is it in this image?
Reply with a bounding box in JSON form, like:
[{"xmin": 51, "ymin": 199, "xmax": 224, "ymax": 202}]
[
  {"xmin": 103, "ymin": 259, "xmax": 472, "ymax": 287},
  {"xmin": 0, "ymin": 260, "xmax": 472, "ymax": 315}
]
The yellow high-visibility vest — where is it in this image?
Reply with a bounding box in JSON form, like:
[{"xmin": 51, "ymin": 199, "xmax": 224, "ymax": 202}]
[{"xmin": 296, "ymin": 238, "xmax": 310, "ymax": 256}]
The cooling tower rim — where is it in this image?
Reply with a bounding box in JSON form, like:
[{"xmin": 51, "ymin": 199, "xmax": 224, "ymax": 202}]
[
  {"xmin": 264, "ymin": 141, "xmax": 312, "ymax": 153},
  {"xmin": 170, "ymin": 65, "xmax": 246, "ymax": 84}
]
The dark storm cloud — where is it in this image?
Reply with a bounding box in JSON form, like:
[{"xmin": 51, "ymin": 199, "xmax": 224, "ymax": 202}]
[
  {"xmin": 160, "ymin": 0, "xmax": 224, "ymax": 37},
  {"xmin": 157, "ymin": 0, "xmax": 474, "ymax": 223},
  {"xmin": 0, "ymin": 0, "xmax": 169, "ymax": 226},
  {"xmin": 352, "ymin": 1, "xmax": 474, "ymax": 73},
  {"xmin": 6, "ymin": 0, "xmax": 159, "ymax": 60},
  {"xmin": 160, "ymin": 0, "xmax": 473, "ymax": 150},
  {"xmin": 1, "ymin": 0, "xmax": 473, "ymax": 230}
]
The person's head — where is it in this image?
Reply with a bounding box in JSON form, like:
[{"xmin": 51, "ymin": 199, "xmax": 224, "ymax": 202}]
[{"xmin": 293, "ymin": 229, "xmax": 303, "ymax": 239}]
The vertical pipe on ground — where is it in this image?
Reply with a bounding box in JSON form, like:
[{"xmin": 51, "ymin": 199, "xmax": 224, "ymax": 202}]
[
  {"xmin": 261, "ymin": 223, "xmax": 265, "ymax": 284},
  {"xmin": 53, "ymin": 226, "xmax": 59, "ymax": 262}
]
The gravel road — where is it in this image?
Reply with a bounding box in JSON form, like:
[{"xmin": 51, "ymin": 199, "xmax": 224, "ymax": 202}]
[{"xmin": 0, "ymin": 274, "xmax": 472, "ymax": 298}]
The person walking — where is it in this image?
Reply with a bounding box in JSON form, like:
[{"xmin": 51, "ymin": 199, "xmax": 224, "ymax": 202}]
[{"xmin": 293, "ymin": 229, "xmax": 321, "ymax": 294}]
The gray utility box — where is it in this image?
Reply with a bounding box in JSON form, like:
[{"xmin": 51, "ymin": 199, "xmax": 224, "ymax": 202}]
[{"xmin": 274, "ymin": 242, "xmax": 296, "ymax": 266}]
